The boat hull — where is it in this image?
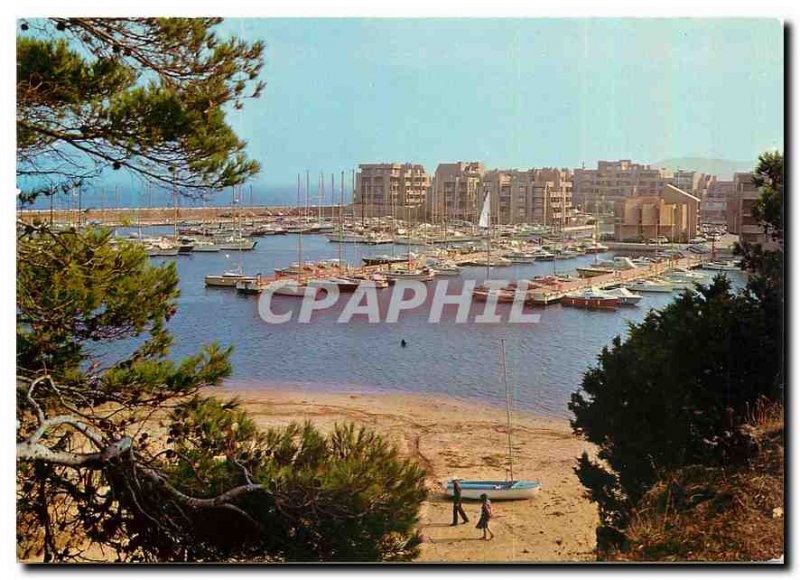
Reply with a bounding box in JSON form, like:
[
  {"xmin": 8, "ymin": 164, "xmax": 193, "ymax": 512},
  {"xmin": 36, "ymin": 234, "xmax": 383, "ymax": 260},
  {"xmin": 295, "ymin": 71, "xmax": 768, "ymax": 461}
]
[
  {"xmin": 205, "ymin": 275, "xmax": 256, "ymax": 288},
  {"xmin": 443, "ymin": 480, "xmax": 541, "ymax": 501},
  {"xmin": 626, "ymin": 282, "xmax": 674, "ymax": 293},
  {"xmin": 562, "ymin": 296, "xmax": 619, "ymax": 310},
  {"xmin": 575, "ymin": 267, "xmax": 613, "ymax": 278}
]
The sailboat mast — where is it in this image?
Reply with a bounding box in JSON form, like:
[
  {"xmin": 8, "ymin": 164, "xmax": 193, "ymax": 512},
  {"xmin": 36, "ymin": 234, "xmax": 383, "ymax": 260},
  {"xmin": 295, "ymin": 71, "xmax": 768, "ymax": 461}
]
[
  {"xmin": 500, "ymin": 339, "xmax": 514, "ymax": 482},
  {"xmin": 173, "ymin": 179, "xmax": 178, "ymax": 239},
  {"xmin": 318, "ymin": 172, "xmax": 323, "ymax": 224},
  {"xmin": 297, "ymin": 174, "xmax": 303, "ymax": 282},
  {"xmin": 339, "ymin": 171, "xmax": 344, "ymax": 267}
]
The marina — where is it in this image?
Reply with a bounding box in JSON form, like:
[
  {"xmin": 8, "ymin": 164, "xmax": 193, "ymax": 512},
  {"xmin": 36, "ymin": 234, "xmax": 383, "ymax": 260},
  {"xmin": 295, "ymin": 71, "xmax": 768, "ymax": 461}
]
[{"xmin": 109, "ymin": 223, "xmax": 744, "ymax": 418}]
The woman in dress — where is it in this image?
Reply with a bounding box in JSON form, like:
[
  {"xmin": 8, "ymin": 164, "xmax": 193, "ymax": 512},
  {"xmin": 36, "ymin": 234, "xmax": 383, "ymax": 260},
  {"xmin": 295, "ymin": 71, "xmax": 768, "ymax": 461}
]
[{"xmin": 476, "ymin": 493, "xmax": 494, "ymax": 540}]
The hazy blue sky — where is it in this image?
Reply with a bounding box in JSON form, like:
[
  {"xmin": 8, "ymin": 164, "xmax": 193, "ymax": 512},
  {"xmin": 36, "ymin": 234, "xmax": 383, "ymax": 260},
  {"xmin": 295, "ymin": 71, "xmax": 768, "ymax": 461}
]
[
  {"xmin": 21, "ymin": 18, "xmax": 784, "ymax": 207},
  {"xmin": 222, "ymin": 18, "xmax": 783, "ymax": 189}
]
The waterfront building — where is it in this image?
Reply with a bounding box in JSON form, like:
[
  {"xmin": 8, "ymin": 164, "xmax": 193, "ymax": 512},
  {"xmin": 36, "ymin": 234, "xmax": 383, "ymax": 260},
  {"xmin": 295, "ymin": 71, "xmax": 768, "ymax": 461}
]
[
  {"xmin": 573, "ymin": 160, "xmax": 670, "ymax": 212},
  {"xmin": 613, "ymin": 184, "xmax": 699, "ymax": 243},
  {"xmin": 352, "ymin": 163, "xmax": 430, "ymax": 218},
  {"xmin": 480, "ymin": 168, "xmax": 573, "ymax": 226},
  {"xmin": 702, "ymin": 178, "xmax": 735, "ymax": 225},
  {"xmin": 427, "ymin": 161, "xmax": 485, "ymax": 223},
  {"xmin": 728, "ymin": 171, "xmax": 771, "ymax": 245}
]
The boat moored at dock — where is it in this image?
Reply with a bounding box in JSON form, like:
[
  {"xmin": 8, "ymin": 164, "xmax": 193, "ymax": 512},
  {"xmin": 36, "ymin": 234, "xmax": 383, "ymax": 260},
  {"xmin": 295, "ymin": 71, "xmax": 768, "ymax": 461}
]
[
  {"xmin": 625, "ymin": 279, "xmax": 675, "ymax": 293},
  {"xmin": 701, "ymin": 260, "xmax": 742, "ymax": 271},
  {"xmin": 604, "ymin": 286, "xmax": 643, "ymax": 305},
  {"xmin": 205, "ymin": 270, "xmax": 257, "ymax": 288},
  {"xmin": 562, "ymin": 288, "xmax": 620, "ymax": 310}
]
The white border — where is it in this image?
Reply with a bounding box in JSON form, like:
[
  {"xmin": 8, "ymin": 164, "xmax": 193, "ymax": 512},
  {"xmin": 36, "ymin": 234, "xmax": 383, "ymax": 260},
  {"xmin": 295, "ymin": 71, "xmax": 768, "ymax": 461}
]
[{"xmin": 3, "ymin": 2, "xmax": 794, "ymax": 579}]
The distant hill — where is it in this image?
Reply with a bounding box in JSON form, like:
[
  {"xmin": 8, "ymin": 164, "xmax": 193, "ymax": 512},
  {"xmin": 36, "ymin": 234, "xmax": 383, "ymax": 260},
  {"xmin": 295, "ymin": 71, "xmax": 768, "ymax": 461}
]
[{"xmin": 652, "ymin": 158, "xmax": 754, "ymax": 180}]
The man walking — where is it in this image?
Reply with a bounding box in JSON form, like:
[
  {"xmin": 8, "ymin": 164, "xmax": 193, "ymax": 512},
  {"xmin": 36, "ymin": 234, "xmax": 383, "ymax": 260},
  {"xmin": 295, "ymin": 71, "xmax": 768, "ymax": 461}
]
[{"xmin": 451, "ymin": 479, "xmax": 469, "ymax": 526}]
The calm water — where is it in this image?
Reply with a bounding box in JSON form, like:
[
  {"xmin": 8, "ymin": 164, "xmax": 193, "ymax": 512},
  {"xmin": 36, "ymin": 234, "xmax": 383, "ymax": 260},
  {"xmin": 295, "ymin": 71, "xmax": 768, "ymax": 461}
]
[{"xmin": 113, "ymin": 228, "xmax": 745, "ymax": 418}]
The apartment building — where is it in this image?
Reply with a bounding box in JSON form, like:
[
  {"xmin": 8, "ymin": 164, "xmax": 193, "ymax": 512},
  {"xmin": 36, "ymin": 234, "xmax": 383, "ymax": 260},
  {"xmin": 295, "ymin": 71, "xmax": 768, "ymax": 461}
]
[
  {"xmin": 725, "ymin": 171, "xmax": 771, "ymax": 245},
  {"xmin": 614, "ymin": 184, "xmax": 699, "ymax": 243},
  {"xmin": 352, "ymin": 163, "xmax": 430, "ymax": 217},
  {"xmin": 479, "ymin": 169, "xmax": 569, "ymax": 225},
  {"xmin": 573, "ymin": 160, "xmax": 669, "ymax": 211},
  {"xmin": 427, "ymin": 161, "xmax": 485, "ymax": 222},
  {"xmin": 701, "ymin": 178, "xmax": 735, "ymax": 224}
]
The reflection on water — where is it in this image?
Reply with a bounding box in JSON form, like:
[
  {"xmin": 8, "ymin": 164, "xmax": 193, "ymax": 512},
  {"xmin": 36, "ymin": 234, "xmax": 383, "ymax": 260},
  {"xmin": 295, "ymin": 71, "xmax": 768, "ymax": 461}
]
[{"xmin": 117, "ymin": 227, "xmax": 745, "ymax": 418}]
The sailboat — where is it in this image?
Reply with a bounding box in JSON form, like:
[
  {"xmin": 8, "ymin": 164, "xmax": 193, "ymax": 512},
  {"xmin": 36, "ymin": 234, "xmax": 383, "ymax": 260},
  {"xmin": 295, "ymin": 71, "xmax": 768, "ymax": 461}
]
[
  {"xmin": 204, "ymin": 186, "xmax": 255, "ymax": 287},
  {"xmin": 443, "ymin": 340, "xmax": 541, "ymax": 500}
]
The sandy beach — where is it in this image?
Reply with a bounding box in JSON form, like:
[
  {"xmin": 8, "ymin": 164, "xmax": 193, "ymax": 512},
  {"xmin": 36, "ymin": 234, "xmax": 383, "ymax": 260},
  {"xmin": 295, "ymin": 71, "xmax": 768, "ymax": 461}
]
[{"xmin": 215, "ymin": 386, "xmax": 598, "ymax": 562}]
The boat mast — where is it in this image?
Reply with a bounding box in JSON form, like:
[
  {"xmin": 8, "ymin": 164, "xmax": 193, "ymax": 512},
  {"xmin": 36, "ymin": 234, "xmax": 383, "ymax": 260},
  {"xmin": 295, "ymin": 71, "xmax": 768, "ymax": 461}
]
[
  {"xmin": 172, "ymin": 177, "xmax": 178, "ymax": 240},
  {"xmin": 500, "ymin": 339, "xmax": 514, "ymax": 482},
  {"xmin": 297, "ymin": 173, "xmax": 303, "ymax": 282},
  {"xmin": 486, "ymin": 215, "xmax": 491, "ymax": 280},
  {"xmin": 318, "ymin": 172, "xmax": 323, "ymax": 224},
  {"xmin": 339, "ymin": 171, "xmax": 344, "ymax": 268}
]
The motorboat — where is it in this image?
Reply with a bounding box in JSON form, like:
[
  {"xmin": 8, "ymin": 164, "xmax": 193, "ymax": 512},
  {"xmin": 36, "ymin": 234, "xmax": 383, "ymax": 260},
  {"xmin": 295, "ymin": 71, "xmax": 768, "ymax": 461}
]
[
  {"xmin": 348, "ymin": 273, "xmax": 390, "ymax": 289},
  {"xmin": 326, "ymin": 232, "xmax": 367, "ymax": 243},
  {"xmin": 192, "ymin": 239, "xmax": 221, "ymax": 252},
  {"xmin": 582, "ymin": 242, "xmax": 610, "ymax": 254},
  {"xmin": 702, "ymin": 260, "xmax": 742, "ymax": 271},
  {"xmin": 502, "ymin": 252, "xmax": 536, "ymax": 264},
  {"xmin": 532, "ymin": 250, "xmax": 556, "ymax": 261},
  {"xmin": 472, "ymin": 285, "xmax": 521, "ymax": 303},
  {"xmin": 266, "ymin": 279, "xmax": 310, "ymax": 297},
  {"xmin": 625, "ymin": 279, "xmax": 675, "ymax": 293},
  {"xmin": 216, "ymin": 236, "xmax": 257, "ymax": 251},
  {"xmin": 235, "ymin": 278, "xmax": 266, "ymax": 295},
  {"xmin": 145, "ymin": 240, "xmax": 179, "ymax": 257},
  {"xmin": 363, "ymin": 233, "xmax": 394, "ymax": 245},
  {"xmin": 205, "ymin": 270, "xmax": 256, "ymax": 288},
  {"xmin": 604, "ymin": 286, "xmax": 643, "ymax": 306},
  {"xmin": 562, "ymin": 288, "xmax": 620, "ymax": 310},
  {"xmin": 661, "ymin": 268, "xmax": 710, "ymax": 289},
  {"xmin": 307, "ymin": 277, "xmax": 360, "ymax": 293},
  {"xmin": 362, "ymin": 254, "xmax": 408, "ymax": 266},
  {"xmin": 385, "ymin": 269, "xmax": 435, "ymax": 282},
  {"xmin": 431, "ymin": 263, "xmax": 462, "ymax": 277}
]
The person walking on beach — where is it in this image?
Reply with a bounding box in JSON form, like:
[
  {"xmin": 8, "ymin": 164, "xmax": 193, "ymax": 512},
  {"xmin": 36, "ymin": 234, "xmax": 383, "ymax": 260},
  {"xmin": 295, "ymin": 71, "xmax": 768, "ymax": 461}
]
[
  {"xmin": 451, "ymin": 479, "xmax": 469, "ymax": 526},
  {"xmin": 476, "ymin": 493, "xmax": 494, "ymax": 540}
]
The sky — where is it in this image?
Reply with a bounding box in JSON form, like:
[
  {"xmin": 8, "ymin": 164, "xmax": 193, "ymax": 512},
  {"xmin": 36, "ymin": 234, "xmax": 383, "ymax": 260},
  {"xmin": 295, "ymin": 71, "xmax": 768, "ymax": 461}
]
[
  {"xmin": 222, "ymin": 18, "xmax": 783, "ymax": 189},
  {"xmin": 20, "ymin": 18, "xmax": 784, "ymax": 207}
]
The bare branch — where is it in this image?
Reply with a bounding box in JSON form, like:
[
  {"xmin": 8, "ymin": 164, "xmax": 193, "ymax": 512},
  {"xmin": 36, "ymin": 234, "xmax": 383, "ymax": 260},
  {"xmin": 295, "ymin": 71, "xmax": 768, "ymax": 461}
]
[{"xmin": 17, "ymin": 436, "xmax": 132, "ymax": 468}]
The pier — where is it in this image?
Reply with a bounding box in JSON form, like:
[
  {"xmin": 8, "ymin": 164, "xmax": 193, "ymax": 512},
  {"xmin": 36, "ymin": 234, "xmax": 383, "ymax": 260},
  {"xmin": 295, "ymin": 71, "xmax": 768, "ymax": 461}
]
[{"xmin": 523, "ymin": 255, "xmax": 709, "ymax": 305}]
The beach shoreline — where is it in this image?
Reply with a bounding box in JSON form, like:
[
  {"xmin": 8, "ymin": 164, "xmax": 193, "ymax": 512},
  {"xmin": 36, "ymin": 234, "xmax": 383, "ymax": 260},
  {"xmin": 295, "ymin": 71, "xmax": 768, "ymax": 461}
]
[{"xmin": 212, "ymin": 385, "xmax": 599, "ymax": 562}]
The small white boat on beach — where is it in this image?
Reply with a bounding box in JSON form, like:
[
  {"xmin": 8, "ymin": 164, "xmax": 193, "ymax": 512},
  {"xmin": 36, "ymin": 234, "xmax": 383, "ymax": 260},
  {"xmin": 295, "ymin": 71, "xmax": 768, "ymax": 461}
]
[
  {"xmin": 441, "ymin": 339, "xmax": 541, "ymax": 502},
  {"xmin": 443, "ymin": 479, "xmax": 541, "ymax": 501}
]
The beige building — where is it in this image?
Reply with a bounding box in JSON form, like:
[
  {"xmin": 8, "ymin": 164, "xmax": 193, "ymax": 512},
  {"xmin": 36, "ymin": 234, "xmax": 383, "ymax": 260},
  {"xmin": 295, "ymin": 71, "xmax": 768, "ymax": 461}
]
[
  {"xmin": 352, "ymin": 163, "xmax": 430, "ymax": 217},
  {"xmin": 702, "ymin": 178, "xmax": 735, "ymax": 224},
  {"xmin": 426, "ymin": 164, "xmax": 573, "ymax": 226},
  {"xmin": 479, "ymin": 168, "xmax": 572, "ymax": 226},
  {"xmin": 670, "ymin": 170, "xmax": 715, "ymax": 199},
  {"xmin": 427, "ymin": 161, "xmax": 485, "ymax": 222},
  {"xmin": 614, "ymin": 184, "xmax": 699, "ymax": 243},
  {"xmin": 726, "ymin": 171, "xmax": 771, "ymax": 245},
  {"xmin": 573, "ymin": 160, "xmax": 669, "ymax": 212}
]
